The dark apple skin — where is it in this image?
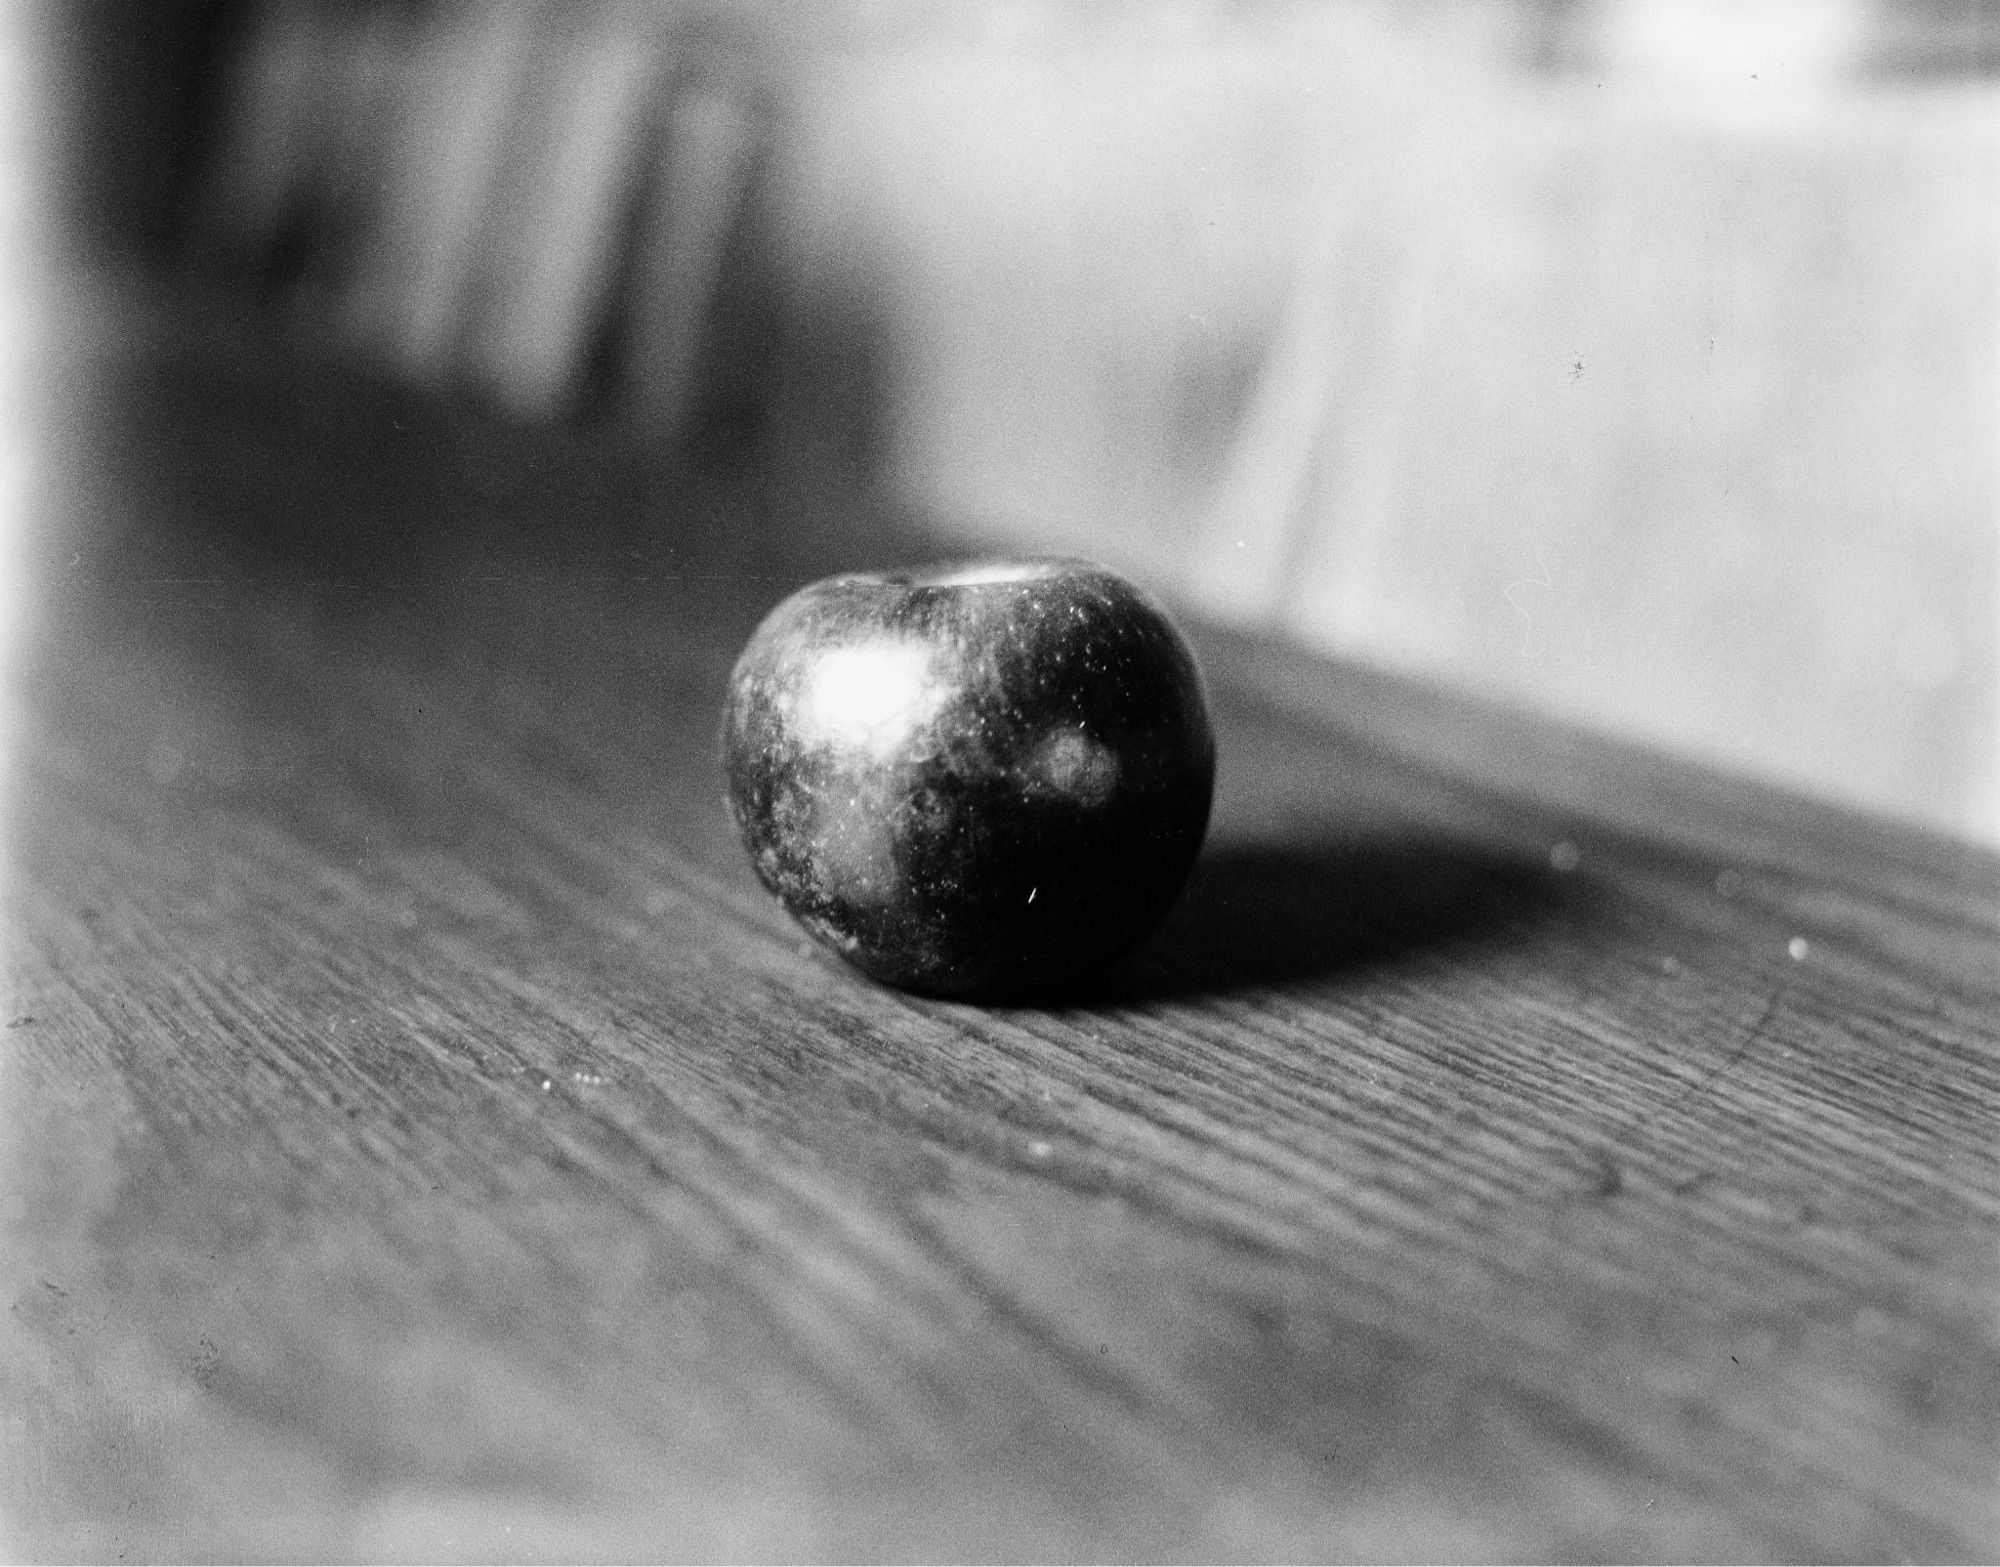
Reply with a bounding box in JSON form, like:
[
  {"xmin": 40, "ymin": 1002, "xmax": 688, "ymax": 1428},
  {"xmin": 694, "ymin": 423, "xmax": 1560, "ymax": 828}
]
[{"xmin": 721, "ymin": 559, "xmax": 1215, "ymax": 999}]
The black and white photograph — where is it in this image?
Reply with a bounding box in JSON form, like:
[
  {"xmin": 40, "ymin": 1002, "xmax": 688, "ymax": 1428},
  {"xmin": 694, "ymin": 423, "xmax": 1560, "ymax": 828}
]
[{"xmin": 1, "ymin": 0, "xmax": 1995, "ymax": 1559}]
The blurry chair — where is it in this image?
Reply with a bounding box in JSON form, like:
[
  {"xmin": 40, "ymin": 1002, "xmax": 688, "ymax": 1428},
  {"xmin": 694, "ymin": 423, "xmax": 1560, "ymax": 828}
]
[{"xmin": 188, "ymin": 0, "xmax": 769, "ymax": 441}]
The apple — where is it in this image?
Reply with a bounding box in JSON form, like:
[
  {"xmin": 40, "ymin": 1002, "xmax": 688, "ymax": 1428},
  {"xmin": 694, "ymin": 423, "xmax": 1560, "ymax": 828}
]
[{"xmin": 721, "ymin": 559, "xmax": 1215, "ymax": 998}]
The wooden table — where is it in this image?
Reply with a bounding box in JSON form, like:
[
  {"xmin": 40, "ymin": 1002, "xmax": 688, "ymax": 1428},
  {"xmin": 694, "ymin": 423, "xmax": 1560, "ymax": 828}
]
[{"xmin": 4, "ymin": 317, "xmax": 1997, "ymax": 1562}]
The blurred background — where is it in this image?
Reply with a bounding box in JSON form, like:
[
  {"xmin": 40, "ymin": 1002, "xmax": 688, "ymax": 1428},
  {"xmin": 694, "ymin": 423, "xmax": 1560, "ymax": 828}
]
[{"xmin": 20, "ymin": 0, "xmax": 2000, "ymax": 843}]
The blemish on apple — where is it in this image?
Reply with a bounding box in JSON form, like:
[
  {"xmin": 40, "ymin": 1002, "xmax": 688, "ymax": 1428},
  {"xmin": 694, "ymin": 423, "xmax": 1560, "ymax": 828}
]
[{"xmin": 1026, "ymin": 728, "xmax": 1120, "ymax": 807}]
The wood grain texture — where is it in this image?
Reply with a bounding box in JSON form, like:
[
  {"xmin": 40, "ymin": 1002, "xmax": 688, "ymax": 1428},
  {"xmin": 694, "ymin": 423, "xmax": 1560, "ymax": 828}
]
[{"xmin": 3, "ymin": 323, "xmax": 1998, "ymax": 1562}]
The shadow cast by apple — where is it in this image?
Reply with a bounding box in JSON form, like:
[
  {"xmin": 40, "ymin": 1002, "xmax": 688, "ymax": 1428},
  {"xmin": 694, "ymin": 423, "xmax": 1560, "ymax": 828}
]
[{"xmin": 1098, "ymin": 835, "xmax": 1580, "ymax": 1003}]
